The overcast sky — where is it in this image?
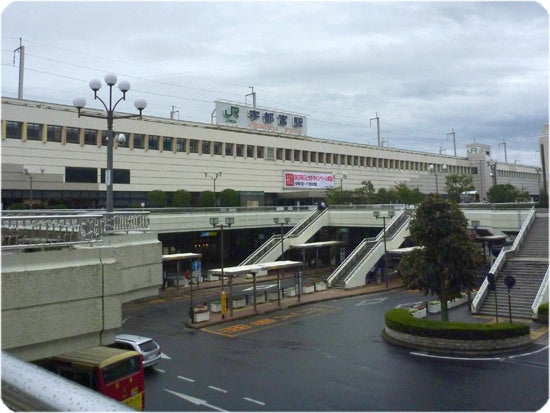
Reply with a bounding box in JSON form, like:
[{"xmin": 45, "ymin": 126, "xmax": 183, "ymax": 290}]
[{"xmin": 1, "ymin": 1, "xmax": 548, "ymax": 165}]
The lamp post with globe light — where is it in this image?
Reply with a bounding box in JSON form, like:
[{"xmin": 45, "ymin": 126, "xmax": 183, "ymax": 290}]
[{"xmin": 73, "ymin": 74, "xmax": 146, "ymax": 233}]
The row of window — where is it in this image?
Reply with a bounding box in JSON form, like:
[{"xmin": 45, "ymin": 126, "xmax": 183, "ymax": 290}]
[
  {"xmin": 498, "ymin": 169, "xmax": 539, "ymax": 181},
  {"xmin": 66, "ymin": 167, "xmax": 130, "ymax": 184},
  {"xmin": 5, "ymin": 120, "xmax": 472, "ymax": 174}
]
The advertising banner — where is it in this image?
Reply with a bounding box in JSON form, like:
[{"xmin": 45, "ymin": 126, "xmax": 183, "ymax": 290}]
[{"xmin": 284, "ymin": 171, "xmax": 334, "ymax": 189}]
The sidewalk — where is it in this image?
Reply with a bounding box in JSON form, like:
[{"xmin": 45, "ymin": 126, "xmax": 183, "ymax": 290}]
[{"xmin": 184, "ymin": 277, "xmax": 403, "ymax": 328}]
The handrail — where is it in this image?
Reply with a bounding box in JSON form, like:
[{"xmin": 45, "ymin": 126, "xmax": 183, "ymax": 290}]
[
  {"xmin": 327, "ymin": 208, "xmax": 409, "ymax": 287},
  {"xmin": 531, "ymin": 267, "xmax": 549, "ymax": 318},
  {"xmin": 1, "ymin": 211, "xmax": 150, "ymax": 250},
  {"xmin": 471, "ymin": 207, "xmax": 536, "ymax": 313},
  {"xmin": 1, "ymin": 352, "xmax": 133, "ymax": 411}
]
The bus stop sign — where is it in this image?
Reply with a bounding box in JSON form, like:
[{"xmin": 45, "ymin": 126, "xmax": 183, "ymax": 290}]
[{"xmin": 504, "ymin": 275, "xmax": 516, "ymax": 290}]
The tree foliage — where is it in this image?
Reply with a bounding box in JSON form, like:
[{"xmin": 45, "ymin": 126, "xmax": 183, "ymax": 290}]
[
  {"xmin": 219, "ymin": 188, "xmax": 240, "ymax": 206},
  {"xmin": 172, "ymin": 189, "xmax": 191, "ymax": 207},
  {"xmin": 399, "ymin": 195, "xmax": 483, "ymax": 321},
  {"xmin": 445, "ymin": 174, "xmax": 475, "ymax": 203},
  {"xmin": 199, "ymin": 190, "xmax": 215, "ymax": 207},
  {"xmin": 147, "ymin": 190, "xmax": 167, "ymax": 208},
  {"xmin": 487, "ymin": 184, "xmax": 530, "ymax": 203}
]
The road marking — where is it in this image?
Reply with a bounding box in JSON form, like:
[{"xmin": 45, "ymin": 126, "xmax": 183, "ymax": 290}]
[
  {"xmin": 208, "ymin": 385, "xmax": 228, "ymax": 393},
  {"xmin": 507, "ymin": 345, "xmax": 548, "ymax": 359},
  {"xmin": 164, "ymin": 389, "xmax": 226, "ymax": 411},
  {"xmin": 122, "ymin": 317, "xmax": 129, "ymax": 325},
  {"xmin": 410, "ymin": 351, "xmax": 503, "ymax": 361},
  {"xmin": 177, "ymin": 375, "xmax": 195, "ymax": 382},
  {"xmin": 153, "ymin": 367, "xmax": 165, "ymax": 373},
  {"xmin": 355, "ymin": 297, "xmax": 388, "ymax": 306},
  {"xmin": 244, "ymin": 397, "xmax": 266, "ymax": 406},
  {"xmin": 161, "ymin": 353, "xmax": 171, "ymax": 359}
]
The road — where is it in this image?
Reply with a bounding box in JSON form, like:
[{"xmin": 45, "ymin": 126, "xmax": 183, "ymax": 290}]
[{"xmin": 122, "ymin": 289, "xmax": 548, "ymax": 411}]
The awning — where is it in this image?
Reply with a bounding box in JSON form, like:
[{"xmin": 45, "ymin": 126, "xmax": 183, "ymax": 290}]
[
  {"xmin": 208, "ymin": 260, "xmax": 303, "ymax": 276},
  {"xmin": 289, "ymin": 241, "xmax": 344, "ymax": 250}
]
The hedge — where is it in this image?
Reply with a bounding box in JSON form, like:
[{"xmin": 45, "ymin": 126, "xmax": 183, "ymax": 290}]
[{"xmin": 385, "ymin": 309, "xmax": 529, "ymax": 340}]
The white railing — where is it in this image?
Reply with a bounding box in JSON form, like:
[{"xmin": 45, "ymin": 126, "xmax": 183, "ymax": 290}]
[
  {"xmin": 531, "ymin": 267, "xmax": 549, "ymax": 318},
  {"xmin": 471, "ymin": 206, "xmax": 536, "ymax": 313},
  {"xmin": 1, "ymin": 211, "xmax": 150, "ymax": 250}
]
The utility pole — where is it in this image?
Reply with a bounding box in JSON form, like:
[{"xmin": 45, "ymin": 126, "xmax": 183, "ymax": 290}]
[
  {"xmin": 499, "ymin": 140, "xmax": 508, "ymax": 163},
  {"xmin": 447, "ymin": 128, "xmax": 456, "ymax": 156},
  {"xmin": 13, "ymin": 38, "xmax": 25, "ymax": 99},
  {"xmin": 246, "ymin": 86, "xmax": 256, "ymax": 107},
  {"xmin": 370, "ymin": 112, "xmax": 381, "ymax": 146},
  {"xmin": 170, "ymin": 105, "xmax": 179, "ymax": 120}
]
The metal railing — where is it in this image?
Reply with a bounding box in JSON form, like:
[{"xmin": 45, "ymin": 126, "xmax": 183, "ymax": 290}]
[
  {"xmin": 1, "ymin": 352, "xmax": 133, "ymax": 411},
  {"xmin": 531, "ymin": 267, "xmax": 549, "ymax": 318},
  {"xmin": 471, "ymin": 206, "xmax": 537, "ymax": 313},
  {"xmin": 327, "ymin": 208, "xmax": 410, "ymax": 287},
  {"xmin": 1, "ymin": 211, "xmax": 150, "ymax": 250}
]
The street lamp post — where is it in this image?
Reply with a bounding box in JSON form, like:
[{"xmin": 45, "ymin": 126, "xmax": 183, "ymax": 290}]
[
  {"xmin": 428, "ymin": 164, "xmax": 448, "ymax": 195},
  {"xmin": 373, "ymin": 210, "xmax": 395, "ymax": 288},
  {"xmin": 73, "ymin": 74, "xmax": 146, "ymax": 233},
  {"xmin": 210, "ymin": 216, "xmax": 234, "ymax": 317},
  {"xmin": 273, "ymin": 217, "xmax": 291, "ymax": 260},
  {"xmin": 336, "ymin": 173, "xmax": 347, "ymax": 191},
  {"xmin": 204, "ymin": 171, "xmax": 222, "ymax": 207},
  {"xmin": 23, "ymin": 166, "xmax": 45, "ymax": 208},
  {"xmin": 488, "ymin": 161, "xmax": 498, "ymax": 188}
]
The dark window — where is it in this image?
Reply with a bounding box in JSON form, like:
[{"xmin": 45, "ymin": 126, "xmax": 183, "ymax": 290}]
[
  {"xmin": 176, "ymin": 138, "xmax": 186, "ymax": 152},
  {"xmin": 6, "ymin": 121, "xmax": 22, "ymax": 139},
  {"xmin": 148, "ymin": 135, "xmax": 159, "ymax": 150},
  {"xmin": 65, "ymin": 167, "xmax": 97, "ymax": 183},
  {"xmin": 100, "ymin": 168, "xmax": 130, "ymax": 184},
  {"xmin": 257, "ymin": 146, "xmax": 264, "ymax": 159},
  {"xmin": 133, "ymin": 134, "xmax": 145, "ymax": 149},
  {"xmin": 84, "ymin": 129, "xmax": 97, "ymax": 145},
  {"xmin": 202, "ymin": 140, "xmax": 211, "ymax": 154},
  {"xmin": 66, "ymin": 127, "xmax": 80, "ymax": 144},
  {"xmin": 27, "ymin": 123, "xmax": 42, "ymax": 141},
  {"xmin": 213, "ymin": 141, "xmax": 223, "ymax": 155},
  {"xmin": 276, "ymin": 148, "xmax": 283, "ymax": 160},
  {"xmin": 236, "ymin": 144, "xmax": 244, "ymax": 157},
  {"xmin": 246, "ymin": 145, "xmax": 254, "ymax": 158},
  {"xmin": 47, "ymin": 125, "xmax": 62, "ymax": 142},
  {"xmin": 163, "ymin": 137, "xmax": 173, "ymax": 151},
  {"xmin": 189, "ymin": 139, "xmax": 199, "ymax": 153},
  {"xmin": 225, "ymin": 143, "xmax": 234, "ymax": 156}
]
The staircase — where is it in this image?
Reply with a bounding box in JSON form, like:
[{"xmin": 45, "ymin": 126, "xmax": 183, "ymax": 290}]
[
  {"xmin": 331, "ymin": 239, "xmax": 378, "ymax": 288},
  {"xmin": 478, "ymin": 215, "xmax": 548, "ymax": 320}
]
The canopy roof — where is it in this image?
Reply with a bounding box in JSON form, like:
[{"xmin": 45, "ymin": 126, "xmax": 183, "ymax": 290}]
[{"xmin": 208, "ymin": 260, "xmax": 303, "ymax": 276}]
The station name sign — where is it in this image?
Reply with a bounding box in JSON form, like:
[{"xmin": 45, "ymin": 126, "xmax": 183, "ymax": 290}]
[
  {"xmin": 215, "ymin": 101, "xmax": 307, "ymax": 136},
  {"xmin": 284, "ymin": 171, "xmax": 334, "ymax": 189}
]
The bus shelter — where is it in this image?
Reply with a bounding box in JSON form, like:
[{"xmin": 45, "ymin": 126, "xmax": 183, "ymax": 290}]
[
  {"xmin": 162, "ymin": 253, "xmax": 202, "ymax": 290},
  {"xmin": 208, "ymin": 260, "xmax": 303, "ymax": 315},
  {"xmin": 289, "ymin": 240, "xmax": 344, "ymax": 269}
]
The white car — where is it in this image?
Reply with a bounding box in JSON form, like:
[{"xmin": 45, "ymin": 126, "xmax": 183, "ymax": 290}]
[{"xmin": 113, "ymin": 334, "xmax": 162, "ymax": 368}]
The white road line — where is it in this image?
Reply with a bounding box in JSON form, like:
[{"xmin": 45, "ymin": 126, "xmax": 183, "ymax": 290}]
[
  {"xmin": 208, "ymin": 385, "xmax": 228, "ymax": 393},
  {"xmin": 153, "ymin": 367, "xmax": 165, "ymax": 373},
  {"xmin": 244, "ymin": 397, "xmax": 266, "ymax": 406},
  {"xmin": 507, "ymin": 345, "xmax": 549, "ymax": 359},
  {"xmin": 122, "ymin": 317, "xmax": 129, "ymax": 325},
  {"xmin": 410, "ymin": 351, "xmax": 503, "ymax": 361},
  {"xmin": 177, "ymin": 375, "xmax": 196, "ymax": 382}
]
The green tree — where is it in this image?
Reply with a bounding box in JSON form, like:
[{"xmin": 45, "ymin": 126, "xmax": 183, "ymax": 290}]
[
  {"xmin": 487, "ymin": 184, "xmax": 530, "ymax": 203},
  {"xmin": 199, "ymin": 190, "xmax": 215, "ymax": 207},
  {"xmin": 147, "ymin": 190, "xmax": 167, "ymax": 208},
  {"xmin": 445, "ymin": 174, "xmax": 475, "ymax": 203},
  {"xmin": 326, "ymin": 188, "xmax": 352, "ymax": 205},
  {"xmin": 399, "ymin": 195, "xmax": 483, "ymax": 321},
  {"xmin": 172, "ymin": 189, "xmax": 191, "ymax": 207},
  {"xmin": 219, "ymin": 188, "xmax": 240, "ymax": 207},
  {"xmin": 353, "ymin": 180, "xmax": 376, "ymax": 204},
  {"xmin": 393, "ymin": 182, "xmax": 424, "ymax": 204}
]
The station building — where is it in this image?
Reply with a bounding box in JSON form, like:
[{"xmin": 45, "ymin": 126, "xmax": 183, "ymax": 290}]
[{"xmin": 1, "ymin": 97, "xmax": 545, "ymax": 209}]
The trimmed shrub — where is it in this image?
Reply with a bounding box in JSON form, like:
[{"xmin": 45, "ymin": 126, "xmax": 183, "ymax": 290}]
[{"xmin": 385, "ymin": 309, "xmax": 529, "ymax": 340}]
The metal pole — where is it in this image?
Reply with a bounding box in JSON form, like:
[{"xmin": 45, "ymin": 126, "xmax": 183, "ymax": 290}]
[
  {"xmin": 435, "ymin": 173, "xmax": 439, "ymax": 194},
  {"xmin": 280, "ymin": 223, "xmax": 284, "ymax": 260},
  {"xmin": 383, "ymin": 217, "xmax": 388, "ymax": 288},
  {"xmin": 106, "ymin": 110, "xmax": 114, "ymax": 233},
  {"xmin": 508, "ymin": 288, "xmax": 512, "ymax": 324}
]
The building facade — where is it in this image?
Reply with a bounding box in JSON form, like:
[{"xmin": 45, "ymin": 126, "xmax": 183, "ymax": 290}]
[{"xmin": 1, "ymin": 97, "xmax": 543, "ymax": 208}]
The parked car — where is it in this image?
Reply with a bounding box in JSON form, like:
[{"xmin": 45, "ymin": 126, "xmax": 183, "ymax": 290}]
[{"xmin": 112, "ymin": 334, "xmax": 162, "ymax": 368}]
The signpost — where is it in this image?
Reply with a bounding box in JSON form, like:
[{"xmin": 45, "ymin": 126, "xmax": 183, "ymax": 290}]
[{"xmin": 504, "ymin": 275, "xmax": 516, "ymax": 324}]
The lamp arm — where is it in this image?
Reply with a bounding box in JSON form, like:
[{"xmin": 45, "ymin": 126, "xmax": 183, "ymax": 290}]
[{"xmin": 93, "ymin": 94, "xmax": 109, "ymax": 112}]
